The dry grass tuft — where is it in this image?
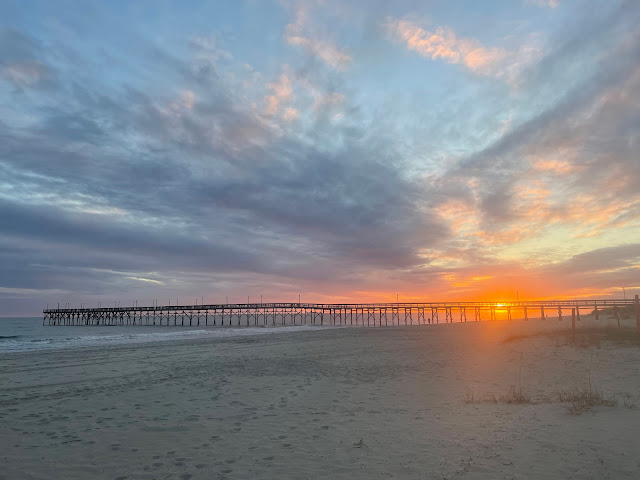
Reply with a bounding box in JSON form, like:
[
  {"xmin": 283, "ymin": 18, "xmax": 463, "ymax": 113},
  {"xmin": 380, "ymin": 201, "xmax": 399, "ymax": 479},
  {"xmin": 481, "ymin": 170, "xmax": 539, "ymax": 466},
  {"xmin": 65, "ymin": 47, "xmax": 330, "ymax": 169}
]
[
  {"xmin": 503, "ymin": 326, "xmax": 640, "ymax": 348},
  {"xmin": 500, "ymin": 386, "xmax": 533, "ymax": 404},
  {"xmin": 557, "ymin": 387, "xmax": 617, "ymax": 414},
  {"xmin": 621, "ymin": 394, "xmax": 637, "ymax": 410}
]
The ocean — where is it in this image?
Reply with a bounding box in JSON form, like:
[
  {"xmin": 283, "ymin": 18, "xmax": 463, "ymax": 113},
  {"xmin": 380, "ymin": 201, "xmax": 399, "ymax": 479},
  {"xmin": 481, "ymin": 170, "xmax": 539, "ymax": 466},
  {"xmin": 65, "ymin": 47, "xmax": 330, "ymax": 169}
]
[{"xmin": 0, "ymin": 317, "xmax": 326, "ymax": 353}]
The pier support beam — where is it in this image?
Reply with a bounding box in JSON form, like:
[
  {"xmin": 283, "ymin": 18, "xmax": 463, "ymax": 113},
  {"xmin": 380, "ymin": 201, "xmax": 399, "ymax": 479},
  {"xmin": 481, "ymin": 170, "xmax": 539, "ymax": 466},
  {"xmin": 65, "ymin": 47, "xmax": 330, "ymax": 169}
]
[
  {"xmin": 391, "ymin": 307, "xmax": 399, "ymax": 326},
  {"xmin": 445, "ymin": 307, "xmax": 452, "ymax": 323},
  {"xmin": 404, "ymin": 308, "xmax": 412, "ymax": 325},
  {"xmin": 636, "ymin": 295, "xmax": 640, "ymax": 334}
]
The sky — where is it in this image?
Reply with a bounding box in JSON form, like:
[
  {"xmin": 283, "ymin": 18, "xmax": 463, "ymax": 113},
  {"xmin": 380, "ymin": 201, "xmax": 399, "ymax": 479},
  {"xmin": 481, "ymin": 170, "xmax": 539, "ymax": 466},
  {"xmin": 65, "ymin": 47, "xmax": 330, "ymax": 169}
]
[{"xmin": 1, "ymin": 0, "xmax": 639, "ymax": 315}]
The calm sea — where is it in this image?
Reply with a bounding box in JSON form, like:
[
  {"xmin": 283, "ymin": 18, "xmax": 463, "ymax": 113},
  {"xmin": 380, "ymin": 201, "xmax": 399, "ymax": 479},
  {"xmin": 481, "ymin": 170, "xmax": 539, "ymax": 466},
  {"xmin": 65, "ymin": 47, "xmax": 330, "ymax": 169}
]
[{"xmin": 0, "ymin": 317, "xmax": 324, "ymax": 353}]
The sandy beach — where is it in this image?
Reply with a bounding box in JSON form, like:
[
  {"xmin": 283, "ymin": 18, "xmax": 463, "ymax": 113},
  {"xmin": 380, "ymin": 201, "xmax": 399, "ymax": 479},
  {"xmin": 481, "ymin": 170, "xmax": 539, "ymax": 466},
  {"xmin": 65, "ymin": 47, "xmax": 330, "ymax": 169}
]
[{"xmin": 2, "ymin": 318, "xmax": 639, "ymax": 479}]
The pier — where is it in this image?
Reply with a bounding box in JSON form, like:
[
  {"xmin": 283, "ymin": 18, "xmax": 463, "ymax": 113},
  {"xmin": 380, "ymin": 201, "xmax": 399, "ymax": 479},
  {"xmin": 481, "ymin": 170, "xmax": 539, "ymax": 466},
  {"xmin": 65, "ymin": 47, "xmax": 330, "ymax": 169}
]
[{"xmin": 43, "ymin": 297, "xmax": 640, "ymax": 329}]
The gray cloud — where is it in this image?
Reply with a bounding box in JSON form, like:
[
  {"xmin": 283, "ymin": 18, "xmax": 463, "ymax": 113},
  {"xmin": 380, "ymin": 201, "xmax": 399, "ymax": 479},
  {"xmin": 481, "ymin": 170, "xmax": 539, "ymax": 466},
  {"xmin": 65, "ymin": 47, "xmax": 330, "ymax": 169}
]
[
  {"xmin": 0, "ymin": 23, "xmax": 450, "ymax": 314},
  {"xmin": 546, "ymin": 244, "xmax": 640, "ymax": 276}
]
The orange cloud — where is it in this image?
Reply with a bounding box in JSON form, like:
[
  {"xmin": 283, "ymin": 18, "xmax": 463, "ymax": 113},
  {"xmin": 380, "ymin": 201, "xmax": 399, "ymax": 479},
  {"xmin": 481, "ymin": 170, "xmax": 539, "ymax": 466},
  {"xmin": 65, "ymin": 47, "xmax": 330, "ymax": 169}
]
[
  {"xmin": 532, "ymin": 158, "xmax": 575, "ymax": 174},
  {"xmin": 282, "ymin": 107, "xmax": 299, "ymax": 122},
  {"xmin": 385, "ymin": 19, "xmax": 507, "ymax": 75},
  {"xmin": 264, "ymin": 72, "xmax": 293, "ymax": 116},
  {"xmin": 385, "ymin": 19, "xmax": 542, "ymax": 85}
]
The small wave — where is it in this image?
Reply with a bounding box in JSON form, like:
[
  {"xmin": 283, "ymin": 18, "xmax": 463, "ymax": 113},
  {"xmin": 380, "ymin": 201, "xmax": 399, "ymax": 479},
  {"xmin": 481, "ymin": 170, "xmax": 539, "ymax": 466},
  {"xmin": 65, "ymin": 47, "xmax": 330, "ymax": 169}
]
[
  {"xmin": 0, "ymin": 325, "xmax": 328, "ymax": 353},
  {"xmin": 0, "ymin": 335, "xmax": 20, "ymax": 340}
]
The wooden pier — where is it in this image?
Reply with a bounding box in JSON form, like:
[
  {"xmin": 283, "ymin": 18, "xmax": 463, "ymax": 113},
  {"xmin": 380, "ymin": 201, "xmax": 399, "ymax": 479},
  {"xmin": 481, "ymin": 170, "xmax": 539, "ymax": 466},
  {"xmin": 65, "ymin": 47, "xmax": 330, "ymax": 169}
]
[{"xmin": 43, "ymin": 297, "xmax": 640, "ymax": 329}]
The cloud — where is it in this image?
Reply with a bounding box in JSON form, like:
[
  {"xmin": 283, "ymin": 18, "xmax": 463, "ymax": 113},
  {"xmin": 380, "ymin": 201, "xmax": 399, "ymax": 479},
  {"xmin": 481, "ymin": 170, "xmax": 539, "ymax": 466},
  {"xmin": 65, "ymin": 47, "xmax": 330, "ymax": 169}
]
[
  {"xmin": 385, "ymin": 20, "xmax": 505, "ymax": 73},
  {"xmin": 285, "ymin": 32, "xmax": 352, "ymax": 70},
  {"xmin": 0, "ymin": 29, "xmax": 56, "ymax": 90},
  {"xmin": 2, "ymin": 2, "xmax": 640, "ymax": 313},
  {"xmin": 0, "ymin": 23, "xmax": 449, "ymax": 314},
  {"xmin": 446, "ymin": 6, "xmax": 640, "ymax": 235},
  {"xmin": 547, "ymin": 244, "xmax": 640, "ymax": 276},
  {"xmin": 126, "ymin": 276, "xmax": 165, "ymax": 285},
  {"xmin": 282, "ymin": 107, "xmax": 299, "ymax": 122},
  {"xmin": 264, "ymin": 70, "xmax": 294, "ymax": 115},
  {"xmin": 526, "ymin": 0, "xmax": 560, "ymax": 8},
  {"xmin": 384, "ymin": 18, "xmax": 542, "ymax": 83},
  {"xmin": 284, "ymin": 4, "xmax": 351, "ymax": 70}
]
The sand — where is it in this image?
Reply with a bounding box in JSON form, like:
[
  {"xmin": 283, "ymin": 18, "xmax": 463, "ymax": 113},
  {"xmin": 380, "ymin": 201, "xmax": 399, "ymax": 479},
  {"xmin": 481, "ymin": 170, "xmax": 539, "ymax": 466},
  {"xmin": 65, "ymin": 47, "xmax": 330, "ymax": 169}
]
[{"xmin": 1, "ymin": 317, "xmax": 639, "ymax": 479}]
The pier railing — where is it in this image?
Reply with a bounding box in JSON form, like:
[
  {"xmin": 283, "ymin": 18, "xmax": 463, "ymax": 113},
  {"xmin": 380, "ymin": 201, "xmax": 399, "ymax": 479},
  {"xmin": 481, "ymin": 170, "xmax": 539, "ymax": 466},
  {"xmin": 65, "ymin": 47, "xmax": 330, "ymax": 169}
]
[{"xmin": 43, "ymin": 297, "xmax": 640, "ymax": 330}]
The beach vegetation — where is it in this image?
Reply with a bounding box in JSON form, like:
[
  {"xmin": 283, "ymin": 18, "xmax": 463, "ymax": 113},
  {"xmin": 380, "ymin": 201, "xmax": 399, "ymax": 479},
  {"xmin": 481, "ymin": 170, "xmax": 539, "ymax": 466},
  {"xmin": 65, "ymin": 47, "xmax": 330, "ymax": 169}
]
[
  {"xmin": 464, "ymin": 386, "xmax": 533, "ymax": 404},
  {"xmin": 557, "ymin": 387, "xmax": 617, "ymax": 414},
  {"xmin": 503, "ymin": 326, "xmax": 640, "ymax": 348}
]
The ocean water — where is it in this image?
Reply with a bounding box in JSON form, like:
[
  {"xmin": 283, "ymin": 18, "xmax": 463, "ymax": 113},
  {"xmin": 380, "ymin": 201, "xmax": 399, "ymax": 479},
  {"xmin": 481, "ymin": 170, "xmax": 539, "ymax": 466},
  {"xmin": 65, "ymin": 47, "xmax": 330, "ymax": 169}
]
[{"xmin": 0, "ymin": 317, "xmax": 326, "ymax": 353}]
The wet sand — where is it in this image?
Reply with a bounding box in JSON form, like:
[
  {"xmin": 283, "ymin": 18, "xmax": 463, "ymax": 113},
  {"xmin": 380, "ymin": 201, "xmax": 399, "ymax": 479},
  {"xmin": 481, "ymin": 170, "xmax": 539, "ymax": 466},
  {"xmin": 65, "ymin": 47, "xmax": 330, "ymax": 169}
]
[{"xmin": 1, "ymin": 318, "xmax": 639, "ymax": 479}]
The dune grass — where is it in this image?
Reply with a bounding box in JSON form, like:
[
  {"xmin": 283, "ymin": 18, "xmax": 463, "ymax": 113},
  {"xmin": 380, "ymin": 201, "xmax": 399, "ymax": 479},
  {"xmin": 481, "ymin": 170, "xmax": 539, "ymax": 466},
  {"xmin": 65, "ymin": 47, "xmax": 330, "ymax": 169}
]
[
  {"xmin": 465, "ymin": 350, "xmax": 622, "ymax": 413},
  {"xmin": 465, "ymin": 385, "xmax": 619, "ymax": 413},
  {"xmin": 557, "ymin": 387, "xmax": 617, "ymax": 414},
  {"xmin": 503, "ymin": 325, "xmax": 640, "ymax": 348}
]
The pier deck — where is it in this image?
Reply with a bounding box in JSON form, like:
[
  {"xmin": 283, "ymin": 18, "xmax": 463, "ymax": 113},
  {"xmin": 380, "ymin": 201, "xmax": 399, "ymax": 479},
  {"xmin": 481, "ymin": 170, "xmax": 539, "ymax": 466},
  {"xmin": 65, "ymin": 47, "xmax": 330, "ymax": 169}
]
[{"xmin": 43, "ymin": 298, "xmax": 640, "ymax": 328}]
